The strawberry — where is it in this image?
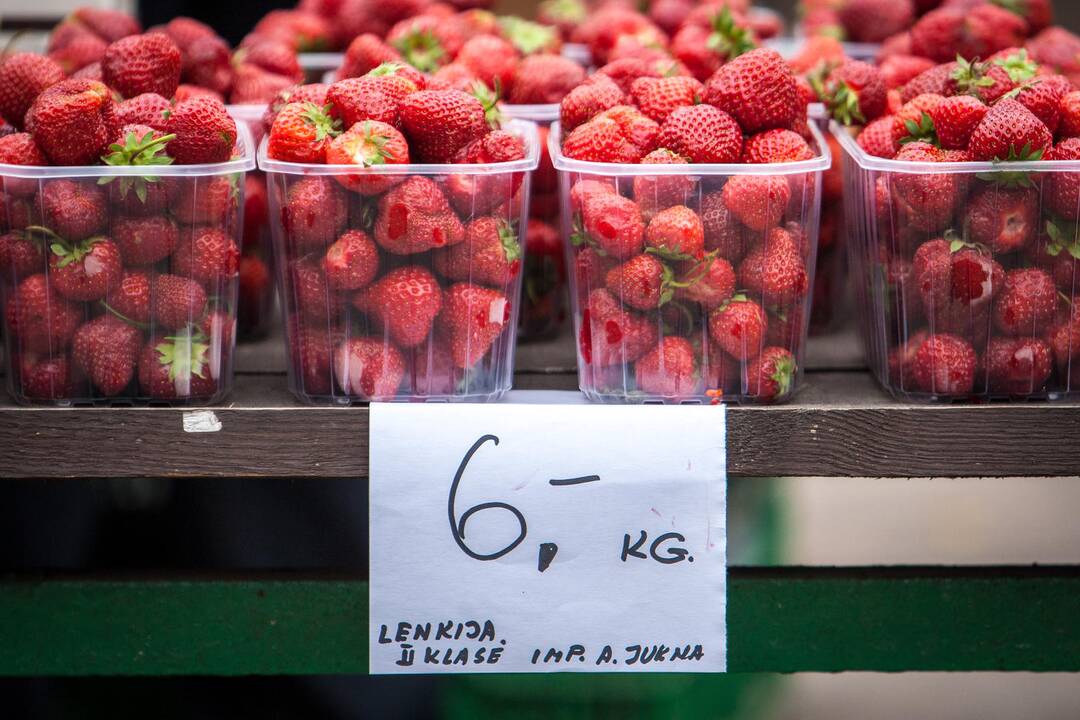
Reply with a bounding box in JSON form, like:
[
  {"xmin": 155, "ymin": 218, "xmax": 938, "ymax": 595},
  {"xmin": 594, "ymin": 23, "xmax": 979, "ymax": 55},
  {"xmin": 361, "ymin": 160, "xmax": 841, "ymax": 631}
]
[
  {"xmin": 634, "ymin": 336, "xmax": 698, "ymax": 396},
  {"xmin": 172, "ymin": 227, "xmax": 239, "ymax": 286},
  {"xmin": 963, "ymin": 186, "xmax": 1037, "ymax": 254},
  {"xmin": 323, "ymin": 230, "xmax": 379, "ymax": 290},
  {"xmin": 509, "ymin": 54, "xmax": 585, "ymax": 105},
  {"xmin": 579, "ymin": 287, "xmax": 658, "ymax": 367},
  {"xmin": 286, "ymin": 315, "xmax": 338, "ymax": 395},
  {"xmin": 18, "ymin": 353, "xmax": 76, "ymax": 401},
  {"xmin": 173, "ymin": 84, "xmax": 224, "ymax": 104},
  {"xmin": 291, "ymin": 257, "xmax": 346, "ymax": 322},
  {"xmin": 113, "ymin": 215, "xmax": 179, "ymax": 266},
  {"xmin": 25, "ymin": 79, "xmax": 115, "ymax": 166},
  {"xmin": 968, "ymin": 97, "xmax": 1052, "ymax": 162},
  {"xmin": 340, "ymin": 34, "xmax": 402, "ymax": 79},
  {"xmin": 699, "ymin": 191, "xmax": 747, "ymax": 262},
  {"xmin": 559, "ymin": 75, "xmax": 625, "ymax": 132},
  {"xmin": 722, "ymin": 176, "xmax": 790, "ymax": 232},
  {"xmin": 112, "ymin": 93, "xmax": 171, "ymax": 131},
  {"xmin": 179, "ymin": 34, "xmax": 233, "ymax": 97},
  {"xmin": 0, "ymin": 193, "xmax": 39, "ymax": 234},
  {"xmin": 267, "ymin": 101, "xmax": 342, "ymax": 163},
  {"xmin": 675, "ymin": 255, "xmax": 736, "ymax": 309},
  {"xmin": 880, "ymin": 55, "xmax": 936, "ymax": 91},
  {"xmin": 102, "ymin": 33, "xmax": 182, "ymax": 99},
  {"xmin": 743, "ymin": 345, "xmax": 796, "ymax": 401},
  {"xmin": 1059, "ymin": 91, "xmax": 1080, "ymax": 139},
  {"xmin": 653, "ymin": 104, "xmax": 742, "ymax": 164},
  {"xmin": 644, "ymin": 205, "xmax": 704, "ymax": 261},
  {"xmin": 629, "ymin": 76, "xmax": 702, "ymax": 125},
  {"xmin": 633, "ymin": 148, "xmax": 694, "ymax": 220},
  {"xmin": 49, "ymin": 35, "xmax": 108, "ymax": 75},
  {"xmin": 373, "ymin": 176, "xmax": 465, "ymax": 254},
  {"xmin": 742, "ymin": 129, "xmax": 813, "ymax": 164},
  {"xmin": 856, "ymin": 116, "xmax": 901, "ymax": 159},
  {"xmin": 946, "ymin": 56, "xmax": 1014, "ymax": 105},
  {"xmin": 69, "ymin": 7, "xmax": 141, "ymax": 43},
  {"xmin": 671, "ymin": 8, "xmax": 755, "ymax": 81},
  {"xmin": 237, "ymin": 255, "xmax": 271, "ymax": 331},
  {"xmin": 427, "ymin": 63, "xmax": 477, "ymax": 93},
  {"xmin": 839, "ymin": 0, "xmax": 914, "ymax": 43},
  {"xmin": 229, "ymin": 63, "xmax": 294, "ymax": 105},
  {"xmin": 445, "ymin": 130, "xmax": 526, "ymax": 214},
  {"xmin": 604, "ymin": 253, "xmax": 675, "ymax": 310},
  {"xmin": 98, "ymin": 125, "xmax": 179, "ymax": 215},
  {"xmin": 1012, "ymin": 75, "xmax": 1071, "ymax": 135},
  {"xmin": 137, "ymin": 330, "xmax": 218, "ymax": 399},
  {"xmin": 1045, "ymin": 303, "xmax": 1080, "ymax": 368},
  {"xmin": 911, "ymin": 333, "xmax": 976, "ymax": 394},
  {"xmin": 577, "ymin": 191, "xmax": 644, "ymax": 260},
  {"xmin": 992, "ymin": 267, "xmax": 1058, "ymax": 335},
  {"xmin": 497, "ymin": 15, "xmax": 559, "ymax": 55},
  {"xmin": 10, "ymin": 273, "xmax": 81, "ymax": 353},
  {"xmin": 984, "ymin": 336, "xmax": 1052, "ymax": 395},
  {"xmin": 437, "ymin": 282, "xmax": 510, "ymax": 367},
  {"xmin": 911, "ymin": 7, "xmax": 1027, "ymax": 64},
  {"xmin": 900, "ymin": 64, "xmax": 954, "ymax": 103},
  {"xmin": 434, "ymin": 217, "xmax": 521, "ymax": 286},
  {"xmin": 237, "ymin": 39, "xmax": 303, "ymax": 82},
  {"xmin": 928, "ymin": 95, "xmax": 988, "ymax": 151},
  {"xmin": 38, "ymin": 179, "xmax": 105, "ymax": 241},
  {"xmin": 568, "ymin": 178, "xmax": 616, "ymax": 213},
  {"xmin": 562, "ymin": 110, "xmax": 655, "ymax": 163},
  {"xmin": 281, "ymin": 176, "xmax": 348, "ymax": 250},
  {"xmin": 45, "ymin": 232, "xmax": 122, "ymax": 302},
  {"xmin": 262, "ymin": 83, "xmax": 330, "ymax": 134},
  {"xmin": 325, "ymin": 70, "xmax": 417, "ymax": 130},
  {"xmin": 163, "ymin": 96, "xmax": 237, "ymax": 164},
  {"xmin": 890, "ymin": 142, "xmax": 959, "ymax": 233},
  {"xmin": 708, "ymin": 294, "xmax": 767, "ymax": 361},
  {"xmin": 0, "ymin": 230, "xmax": 45, "ymax": 280},
  {"xmin": 399, "ymin": 90, "xmax": 488, "ymax": 163},
  {"xmin": 738, "ymin": 227, "xmax": 809, "ymax": 307},
  {"xmin": 353, "ymin": 265, "xmax": 443, "ymax": 348},
  {"xmin": 913, "ymin": 237, "xmax": 1003, "ymax": 317},
  {"xmin": 174, "ymin": 175, "xmax": 237, "ymax": 225},
  {"xmin": 72, "ymin": 314, "xmax": 141, "ymax": 396},
  {"xmin": 1047, "ymin": 138, "xmax": 1080, "ymax": 218},
  {"xmin": 702, "ymin": 48, "xmax": 799, "ymax": 134},
  {"xmin": 162, "ymin": 16, "xmax": 217, "ymax": 51},
  {"xmin": 814, "ymin": 60, "xmax": 887, "ymax": 125},
  {"xmin": 388, "ymin": 16, "xmax": 459, "ymax": 74},
  {"xmin": 0, "ymin": 133, "xmax": 49, "ymax": 199},
  {"xmin": 0, "ymin": 53, "xmax": 65, "ymax": 131},
  {"xmin": 333, "ymin": 336, "xmax": 406, "ymax": 398},
  {"xmin": 456, "ymin": 34, "xmax": 519, "ymax": 96},
  {"xmin": 104, "ymin": 270, "xmax": 152, "ymax": 324}
]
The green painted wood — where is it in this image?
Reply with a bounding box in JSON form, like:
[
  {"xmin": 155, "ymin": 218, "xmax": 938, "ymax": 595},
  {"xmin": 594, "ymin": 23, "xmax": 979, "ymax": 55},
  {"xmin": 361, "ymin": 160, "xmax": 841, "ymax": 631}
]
[{"xmin": 1, "ymin": 567, "xmax": 1077, "ymax": 675}]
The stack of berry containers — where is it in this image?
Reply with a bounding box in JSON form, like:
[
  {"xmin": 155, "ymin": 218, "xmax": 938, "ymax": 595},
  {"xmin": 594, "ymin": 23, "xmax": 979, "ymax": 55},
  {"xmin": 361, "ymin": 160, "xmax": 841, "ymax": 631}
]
[
  {"xmin": 228, "ymin": 105, "xmax": 277, "ymax": 341},
  {"xmin": 0, "ymin": 124, "xmax": 256, "ymax": 406},
  {"xmin": 504, "ymin": 104, "xmax": 568, "ymax": 341},
  {"xmin": 551, "ymin": 123, "xmax": 830, "ymax": 404},
  {"xmin": 259, "ymin": 119, "xmax": 540, "ymax": 403},
  {"xmin": 836, "ymin": 126, "xmax": 1080, "ymax": 401}
]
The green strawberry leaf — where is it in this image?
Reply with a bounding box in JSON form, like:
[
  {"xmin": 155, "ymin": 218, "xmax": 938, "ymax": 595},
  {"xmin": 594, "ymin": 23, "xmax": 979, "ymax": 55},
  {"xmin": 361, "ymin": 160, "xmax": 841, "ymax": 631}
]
[{"xmin": 707, "ymin": 7, "xmax": 756, "ymax": 59}]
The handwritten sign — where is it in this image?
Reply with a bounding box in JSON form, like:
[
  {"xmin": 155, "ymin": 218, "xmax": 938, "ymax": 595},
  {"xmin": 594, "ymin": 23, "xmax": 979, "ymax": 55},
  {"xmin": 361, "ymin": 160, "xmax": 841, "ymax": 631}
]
[{"xmin": 369, "ymin": 393, "xmax": 727, "ymax": 674}]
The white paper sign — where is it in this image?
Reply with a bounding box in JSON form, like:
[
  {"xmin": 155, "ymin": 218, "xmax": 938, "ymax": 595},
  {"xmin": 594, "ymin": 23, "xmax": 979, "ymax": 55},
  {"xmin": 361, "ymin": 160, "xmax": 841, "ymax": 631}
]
[{"xmin": 369, "ymin": 396, "xmax": 727, "ymax": 674}]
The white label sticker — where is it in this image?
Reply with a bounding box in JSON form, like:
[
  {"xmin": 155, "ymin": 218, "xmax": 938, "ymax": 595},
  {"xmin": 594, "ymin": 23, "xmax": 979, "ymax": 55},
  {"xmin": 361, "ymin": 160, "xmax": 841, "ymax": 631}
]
[
  {"xmin": 182, "ymin": 410, "xmax": 222, "ymax": 433},
  {"xmin": 369, "ymin": 398, "xmax": 727, "ymax": 674}
]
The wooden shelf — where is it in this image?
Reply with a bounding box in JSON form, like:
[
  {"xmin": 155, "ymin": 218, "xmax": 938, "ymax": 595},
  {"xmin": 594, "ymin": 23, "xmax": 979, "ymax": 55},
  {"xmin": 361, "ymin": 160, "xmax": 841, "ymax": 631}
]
[{"xmin": 3, "ymin": 330, "xmax": 1080, "ymax": 479}]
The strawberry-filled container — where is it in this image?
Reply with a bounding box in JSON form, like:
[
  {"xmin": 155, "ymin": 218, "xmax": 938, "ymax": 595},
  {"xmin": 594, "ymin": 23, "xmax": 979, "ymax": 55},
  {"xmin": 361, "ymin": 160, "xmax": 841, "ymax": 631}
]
[
  {"xmin": 0, "ymin": 123, "xmax": 256, "ymax": 406},
  {"xmin": 551, "ymin": 121, "xmax": 831, "ymax": 404},
  {"xmin": 259, "ymin": 119, "xmax": 540, "ymax": 403},
  {"xmin": 837, "ymin": 122, "xmax": 1080, "ymax": 402}
]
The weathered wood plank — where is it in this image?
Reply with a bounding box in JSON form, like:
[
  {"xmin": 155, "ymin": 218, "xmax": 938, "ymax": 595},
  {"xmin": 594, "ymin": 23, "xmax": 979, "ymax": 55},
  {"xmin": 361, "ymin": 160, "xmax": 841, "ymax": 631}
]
[{"xmin": 1, "ymin": 567, "xmax": 1076, "ymax": 675}]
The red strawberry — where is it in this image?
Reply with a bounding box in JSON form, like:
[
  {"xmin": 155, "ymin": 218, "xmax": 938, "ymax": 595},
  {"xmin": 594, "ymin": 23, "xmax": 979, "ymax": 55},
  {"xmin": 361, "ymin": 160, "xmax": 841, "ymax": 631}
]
[
  {"xmin": 10, "ymin": 273, "xmax": 81, "ymax": 353},
  {"xmin": 173, "ymin": 84, "xmax": 224, "ymax": 104},
  {"xmin": 174, "ymin": 175, "xmax": 237, "ymax": 225},
  {"xmin": 0, "ymin": 53, "xmax": 65, "ymax": 131},
  {"xmin": 427, "ymin": 63, "xmax": 477, "ymax": 93},
  {"xmin": 708, "ymin": 294, "xmax": 767, "ymax": 360},
  {"xmin": 633, "ymin": 148, "xmax": 694, "ymax": 220},
  {"xmin": 353, "ymin": 266, "xmax": 443, "ymax": 348},
  {"xmin": 575, "ymin": 245, "xmax": 615, "ymax": 290},
  {"xmin": 578, "ymin": 287, "xmax": 658, "ymax": 367},
  {"xmin": 281, "ymin": 176, "xmax": 348, "ymax": 250},
  {"xmin": 1045, "ymin": 303, "xmax": 1080, "ymax": 368},
  {"xmin": 340, "ymin": 34, "xmax": 402, "ymax": 79},
  {"xmin": 509, "ymin": 54, "xmax": 586, "ymax": 105},
  {"xmin": 180, "ymin": 36, "xmax": 233, "ymax": 97},
  {"xmin": 560, "ymin": 75, "xmax": 626, "ymax": 132},
  {"xmin": 644, "ymin": 205, "xmax": 704, "ymax": 261},
  {"xmin": 839, "ymin": 0, "xmax": 914, "ymax": 43},
  {"xmin": 267, "ymin": 101, "xmax": 342, "ymax": 163},
  {"xmin": 562, "ymin": 110, "xmax": 653, "ymax": 163},
  {"xmin": 911, "ymin": 333, "xmax": 976, "ymax": 394},
  {"xmin": 699, "ymin": 191, "xmax": 747, "ymax": 262},
  {"xmin": 387, "ymin": 15, "xmax": 461, "ymax": 74},
  {"xmin": 946, "ymin": 56, "xmax": 1014, "ymax": 105},
  {"xmin": 399, "ymin": 89, "xmax": 488, "ymax": 163},
  {"xmin": 72, "ymin": 315, "xmax": 141, "ymax": 396},
  {"xmin": 49, "ymin": 35, "xmax": 107, "ymax": 75},
  {"xmin": 1012, "ymin": 76, "xmax": 1071, "ymax": 135},
  {"xmin": 604, "ymin": 253, "xmax": 673, "ymax": 310},
  {"xmin": 656, "ymin": 104, "xmax": 742, "ymax": 164},
  {"xmin": 104, "ymin": 270, "xmax": 152, "ymax": 324},
  {"xmin": 102, "ymin": 33, "xmax": 181, "ymax": 99},
  {"xmin": 676, "ymin": 255, "xmax": 736, "ymax": 309},
  {"xmin": 744, "ymin": 345, "xmax": 796, "ymax": 401},
  {"xmin": 928, "ymin": 95, "xmax": 988, "ymax": 151},
  {"xmin": 880, "ymin": 55, "xmax": 936, "ymax": 91},
  {"xmin": 164, "ymin": 96, "xmax": 237, "ymax": 164},
  {"xmin": 742, "ymin": 129, "xmax": 813, "ymax": 164},
  {"xmin": 900, "ymin": 63, "xmax": 954, "ymax": 103},
  {"xmin": 856, "ymin": 116, "xmax": 900, "ymax": 159},
  {"xmin": 373, "ymin": 176, "xmax": 465, "ymax": 254},
  {"xmin": 703, "ymin": 48, "xmax": 799, "ymax": 134},
  {"xmin": 18, "ymin": 353, "xmax": 75, "ymax": 401},
  {"xmin": 237, "ymin": 255, "xmax": 271, "ymax": 331},
  {"xmin": 26, "ymin": 79, "xmax": 115, "ymax": 166},
  {"xmin": 70, "ymin": 7, "xmax": 141, "ymax": 42},
  {"xmin": 47, "ymin": 235, "xmax": 123, "ymax": 301},
  {"xmin": 137, "ymin": 330, "xmax": 218, "ymax": 399},
  {"xmin": 114, "ymin": 215, "xmax": 179, "ymax": 266},
  {"xmin": 738, "ymin": 227, "xmax": 808, "ymax": 307},
  {"xmin": 911, "ymin": 7, "xmax": 1027, "ymax": 64},
  {"xmin": 568, "ymin": 178, "xmax": 616, "ymax": 213},
  {"xmin": 0, "ymin": 230, "xmax": 45, "ymax": 280},
  {"xmin": 112, "ymin": 93, "xmax": 171, "ymax": 130},
  {"xmin": 172, "ymin": 227, "xmax": 240, "ymax": 286},
  {"xmin": 913, "ymin": 238, "xmax": 1004, "ymax": 321},
  {"xmin": 968, "ymin": 97, "xmax": 1052, "ymax": 162},
  {"xmin": 325, "ymin": 71, "xmax": 417, "ymax": 130},
  {"xmin": 291, "ymin": 258, "xmax": 345, "ymax": 322},
  {"xmin": 456, "ymin": 34, "xmax": 519, "ymax": 95},
  {"xmin": 984, "ymin": 336, "xmax": 1052, "ymax": 395},
  {"xmin": 993, "ymin": 267, "xmax": 1058, "ymax": 335},
  {"xmin": 287, "ymin": 315, "xmax": 338, "ymax": 395},
  {"xmin": 446, "ymin": 130, "xmax": 526, "ymax": 214},
  {"xmin": 39, "ymin": 179, "xmax": 105, "ymax": 240},
  {"xmin": 323, "ymin": 230, "xmax": 379, "ymax": 290},
  {"xmin": 634, "ymin": 336, "xmax": 698, "ymax": 396},
  {"xmin": 434, "ymin": 217, "xmax": 521, "ymax": 286},
  {"xmin": 963, "ymin": 186, "xmax": 1037, "ymax": 254},
  {"xmin": 890, "ymin": 142, "xmax": 959, "ymax": 233},
  {"xmin": 722, "ymin": 176, "xmax": 790, "ymax": 232},
  {"xmin": 815, "ymin": 60, "xmax": 887, "ymax": 125},
  {"xmin": 0, "ymin": 134, "xmax": 48, "ymax": 198},
  {"xmin": 332, "ymin": 336, "xmax": 405, "ymax": 398},
  {"xmin": 229, "ymin": 63, "xmax": 294, "ymax": 105},
  {"xmin": 262, "ymin": 83, "xmax": 330, "ymax": 135},
  {"xmin": 629, "ymin": 76, "xmax": 703, "ymax": 125},
  {"xmin": 577, "ymin": 191, "xmax": 644, "ymax": 260},
  {"xmin": 1047, "ymin": 138, "xmax": 1080, "ymax": 218},
  {"xmin": 238, "ymin": 39, "xmax": 303, "ymax": 82},
  {"xmin": 1059, "ymin": 91, "xmax": 1080, "ymax": 139},
  {"xmin": 437, "ymin": 282, "xmax": 511, "ymax": 367}
]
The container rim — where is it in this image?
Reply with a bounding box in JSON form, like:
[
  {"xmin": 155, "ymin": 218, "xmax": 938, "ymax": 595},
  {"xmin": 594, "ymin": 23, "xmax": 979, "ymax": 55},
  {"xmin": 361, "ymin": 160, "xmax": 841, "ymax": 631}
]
[
  {"xmin": 298, "ymin": 52, "xmax": 344, "ymax": 71},
  {"xmin": 502, "ymin": 103, "xmax": 559, "ymax": 123},
  {"xmin": 549, "ymin": 118, "xmax": 832, "ymax": 176},
  {"xmin": 0, "ymin": 120, "xmax": 257, "ymax": 179},
  {"xmin": 830, "ymin": 120, "xmax": 1080, "ymax": 174},
  {"xmin": 256, "ymin": 118, "xmax": 541, "ymax": 175},
  {"xmin": 227, "ymin": 103, "xmax": 267, "ymax": 124}
]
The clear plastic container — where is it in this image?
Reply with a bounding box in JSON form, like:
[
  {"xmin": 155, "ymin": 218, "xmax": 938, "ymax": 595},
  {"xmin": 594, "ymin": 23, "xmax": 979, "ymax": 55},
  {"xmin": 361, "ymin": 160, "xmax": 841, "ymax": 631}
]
[
  {"xmin": 0, "ymin": 123, "xmax": 256, "ymax": 406},
  {"xmin": 808, "ymin": 103, "xmax": 848, "ymax": 335},
  {"xmin": 258, "ymin": 119, "xmax": 540, "ymax": 403},
  {"xmin": 835, "ymin": 122, "xmax": 1080, "ymax": 401},
  {"xmin": 228, "ymin": 105, "xmax": 277, "ymax": 341},
  {"xmin": 299, "ymin": 52, "xmax": 344, "ymax": 82},
  {"xmin": 504, "ymin": 103, "xmax": 567, "ymax": 341},
  {"xmin": 550, "ymin": 121, "xmax": 831, "ymax": 404}
]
